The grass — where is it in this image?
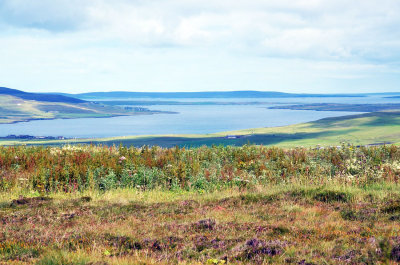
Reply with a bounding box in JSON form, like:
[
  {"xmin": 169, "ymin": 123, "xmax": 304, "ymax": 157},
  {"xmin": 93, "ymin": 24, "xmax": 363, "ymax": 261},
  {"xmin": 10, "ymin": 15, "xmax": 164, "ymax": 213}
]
[
  {"xmin": 2, "ymin": 110, "xmax": 400, "ymax": 147},
  {"xmin": 0, "ymin": 144, "xmax": 400, "ymax": 263},
  {"xmin": 1, "ymin": 185, "xmax": 400, "ymax": 264}
]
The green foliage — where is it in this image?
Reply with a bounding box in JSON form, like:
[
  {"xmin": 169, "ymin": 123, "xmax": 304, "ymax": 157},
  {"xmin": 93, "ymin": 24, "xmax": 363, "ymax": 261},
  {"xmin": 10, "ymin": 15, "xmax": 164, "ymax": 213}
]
[
  {"xmin": 98, "ymin": 170, "xmax": 118, "ymax": 191},
  {"xmin": 1, "ymin": 144, "xmax": 400, "ymax": 193}
]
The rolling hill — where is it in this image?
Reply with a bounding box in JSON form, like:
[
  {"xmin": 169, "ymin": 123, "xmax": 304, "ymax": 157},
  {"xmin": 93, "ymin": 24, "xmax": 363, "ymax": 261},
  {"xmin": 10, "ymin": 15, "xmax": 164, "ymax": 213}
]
[
  {"xmin": 0, "ymin": 87, "xmax": 85, "ymax": 103},
  {"xmin": 269, "ymin": 103, "xmax": 400, "ymax": 112},
  {"xmin": 61, "ymin": 90, "xmax": 366, "ymax": 100},
  {"xmin": 0, "ymin": 87, "xmax": 165, "ymax": 124}
]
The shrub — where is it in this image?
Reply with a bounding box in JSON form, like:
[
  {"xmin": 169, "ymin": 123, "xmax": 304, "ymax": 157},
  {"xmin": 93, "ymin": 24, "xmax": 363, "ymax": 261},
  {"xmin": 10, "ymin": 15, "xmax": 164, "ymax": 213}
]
[{"xmin": 313, "ymin": 190, "xmax": 352, "ymax": 203}]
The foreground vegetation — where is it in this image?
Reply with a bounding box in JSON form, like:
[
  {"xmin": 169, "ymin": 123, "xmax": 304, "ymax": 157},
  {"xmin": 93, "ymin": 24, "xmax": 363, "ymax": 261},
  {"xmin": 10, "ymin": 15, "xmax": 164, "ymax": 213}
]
[{"xmin": 1, "ymin": 144, "xmax": 400, "ymax": 264}]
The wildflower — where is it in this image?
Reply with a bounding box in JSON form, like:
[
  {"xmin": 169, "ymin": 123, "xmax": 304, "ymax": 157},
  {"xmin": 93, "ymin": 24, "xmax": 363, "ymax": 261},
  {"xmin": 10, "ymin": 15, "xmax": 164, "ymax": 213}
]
[{"xmin": 119, "ymin": 156, "xmax": 127, "ymax": 163}]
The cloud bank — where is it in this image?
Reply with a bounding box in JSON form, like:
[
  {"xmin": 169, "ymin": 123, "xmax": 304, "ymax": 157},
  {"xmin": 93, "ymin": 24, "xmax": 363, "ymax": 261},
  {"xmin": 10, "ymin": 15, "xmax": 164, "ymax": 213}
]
[{"xmin": 0, "ymin": 0, "xmax": 399, "ymax": 93}]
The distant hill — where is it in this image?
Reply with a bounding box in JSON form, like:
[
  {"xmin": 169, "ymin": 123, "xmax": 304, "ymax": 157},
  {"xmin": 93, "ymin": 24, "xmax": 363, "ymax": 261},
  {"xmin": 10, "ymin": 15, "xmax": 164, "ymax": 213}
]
[
  {"xmin": 0, "ymin": 87, "xmax": 170, "ymax": 124},
  {"xmin": 269, "ymin": 103, "xmax": 400, "ymax": 112},
  {"xmin": 0, "ymin": 87, "xmax": 86, "ymax": 103},
  {"xmin": 64, "ymin": 90, "xmax": 366, "ymax": 99}
]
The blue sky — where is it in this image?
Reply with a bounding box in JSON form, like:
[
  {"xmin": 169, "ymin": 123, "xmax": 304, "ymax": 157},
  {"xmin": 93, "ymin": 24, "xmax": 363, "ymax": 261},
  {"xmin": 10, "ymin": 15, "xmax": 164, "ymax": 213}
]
[{"xmin": 0, "ymin": 0, "xmax": 399, "ymax": 93}]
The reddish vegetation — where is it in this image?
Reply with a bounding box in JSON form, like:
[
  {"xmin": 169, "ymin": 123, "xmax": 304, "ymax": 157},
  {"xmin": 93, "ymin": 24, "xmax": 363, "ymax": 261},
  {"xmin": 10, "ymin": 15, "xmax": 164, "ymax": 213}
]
[{"xmin": 1, "ymin": 144, "xmax": 400, "ymax": 263}]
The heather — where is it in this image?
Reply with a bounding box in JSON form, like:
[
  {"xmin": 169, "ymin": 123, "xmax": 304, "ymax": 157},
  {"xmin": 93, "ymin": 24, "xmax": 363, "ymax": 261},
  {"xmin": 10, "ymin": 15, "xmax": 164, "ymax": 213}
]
[{"xmin": 1, "ymin": 144, "xmax": 400, "ymax": 264}]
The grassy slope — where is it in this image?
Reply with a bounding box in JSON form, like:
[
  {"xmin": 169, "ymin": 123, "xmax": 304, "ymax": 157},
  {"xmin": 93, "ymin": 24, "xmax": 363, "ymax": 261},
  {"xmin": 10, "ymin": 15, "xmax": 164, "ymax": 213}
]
[
  {"xmin": 2, "ymin": 110, "xmax": 400, "ymax": 147},
  {"xmin": 0, "ymin": 95, "xmax": 156, "ymax": 124}
]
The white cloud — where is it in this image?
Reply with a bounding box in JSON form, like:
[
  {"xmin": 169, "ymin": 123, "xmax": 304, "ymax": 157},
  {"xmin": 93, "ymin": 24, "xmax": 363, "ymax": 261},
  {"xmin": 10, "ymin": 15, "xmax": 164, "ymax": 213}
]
[{"xmin": 0, "ymin": 0, "xmax": 399, "ymax": 93}]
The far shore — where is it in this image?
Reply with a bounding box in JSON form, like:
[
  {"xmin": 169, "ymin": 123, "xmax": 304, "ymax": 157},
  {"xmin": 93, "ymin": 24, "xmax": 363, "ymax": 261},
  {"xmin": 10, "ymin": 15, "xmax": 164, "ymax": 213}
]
[{"xmin": 0, "ymin": 110, "xmax": 178, "ymax": 125}]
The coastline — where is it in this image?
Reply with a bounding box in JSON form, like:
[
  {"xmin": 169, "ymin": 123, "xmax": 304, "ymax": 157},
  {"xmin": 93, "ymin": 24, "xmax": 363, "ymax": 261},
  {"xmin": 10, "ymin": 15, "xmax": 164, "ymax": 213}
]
[
  {"xmin": 0, "ymin": 110, "xmax": 178, "ymax": 125},
  {"xmin": 1, "ymin": 110, "xmax": 400, "ymax": 148}
]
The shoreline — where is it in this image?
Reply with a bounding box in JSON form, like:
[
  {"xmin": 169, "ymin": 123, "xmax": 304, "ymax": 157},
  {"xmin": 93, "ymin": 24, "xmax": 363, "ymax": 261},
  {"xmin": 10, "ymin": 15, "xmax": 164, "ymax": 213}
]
[
  {"xmin": 1, "ymin": 110, "xmax": 399, "ymax": 148},
  {"xmin": 0, "ymin": 110, "xmax": 178, "ymax": 125}
]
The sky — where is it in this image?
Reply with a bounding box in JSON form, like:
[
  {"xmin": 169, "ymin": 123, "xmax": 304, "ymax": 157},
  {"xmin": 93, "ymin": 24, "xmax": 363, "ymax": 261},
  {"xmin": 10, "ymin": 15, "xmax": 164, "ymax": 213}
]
[{"xmin": 0, "ymin": 0, "xmax": 399, "ymax": 94}]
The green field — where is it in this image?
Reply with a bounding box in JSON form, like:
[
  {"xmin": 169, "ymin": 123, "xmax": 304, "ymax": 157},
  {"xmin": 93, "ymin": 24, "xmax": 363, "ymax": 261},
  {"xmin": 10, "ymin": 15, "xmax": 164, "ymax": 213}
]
[{"xmin": 3, "ymin": 110, "xmax": 400, "ymax": 148}]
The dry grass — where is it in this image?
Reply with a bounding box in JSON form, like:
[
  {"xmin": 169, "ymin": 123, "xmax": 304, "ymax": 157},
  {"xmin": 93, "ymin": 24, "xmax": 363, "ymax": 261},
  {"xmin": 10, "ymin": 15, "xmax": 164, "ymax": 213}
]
[{"xmin": 1, "ymin": 185, "xmax": 400, "ymax": 264}]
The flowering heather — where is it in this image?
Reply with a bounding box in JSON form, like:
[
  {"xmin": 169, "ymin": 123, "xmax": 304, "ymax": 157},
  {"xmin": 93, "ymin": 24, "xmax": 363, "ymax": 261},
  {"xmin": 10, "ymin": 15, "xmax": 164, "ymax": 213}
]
[{"xmin": 1, "ymin": 144, "xmax": 400, "ymax": 264}]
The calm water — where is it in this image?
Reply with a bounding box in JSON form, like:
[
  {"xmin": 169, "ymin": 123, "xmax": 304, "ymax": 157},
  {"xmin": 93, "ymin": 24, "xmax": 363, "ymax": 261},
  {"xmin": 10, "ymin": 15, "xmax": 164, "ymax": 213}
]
[{"xmin": 0, "ymin": 103, "xmax": 362, "ymax": 138}]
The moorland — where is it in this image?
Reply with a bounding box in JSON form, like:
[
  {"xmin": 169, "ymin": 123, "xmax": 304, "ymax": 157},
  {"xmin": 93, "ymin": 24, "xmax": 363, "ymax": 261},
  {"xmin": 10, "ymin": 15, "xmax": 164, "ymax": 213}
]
[
  {"xmin": 1, "ymin": 144, "xmax": 400, "ymax": 264},
  {"xmin": 2, "ymin": 88, "xmax": 400, "ymax": 264}
]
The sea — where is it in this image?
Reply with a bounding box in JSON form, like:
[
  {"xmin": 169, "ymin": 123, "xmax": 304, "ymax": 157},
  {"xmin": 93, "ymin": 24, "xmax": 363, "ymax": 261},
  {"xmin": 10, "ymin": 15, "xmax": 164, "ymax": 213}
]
[{"xmin": 0, "ymin": 95, "xmax": 398, "ymax": 138}]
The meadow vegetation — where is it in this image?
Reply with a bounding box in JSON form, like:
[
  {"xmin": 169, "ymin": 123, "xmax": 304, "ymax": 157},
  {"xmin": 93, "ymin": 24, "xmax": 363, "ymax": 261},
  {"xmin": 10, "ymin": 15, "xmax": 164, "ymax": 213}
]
[{"xmin": 1, "ymin": 144, "xmax": 400, "ymax": 264}]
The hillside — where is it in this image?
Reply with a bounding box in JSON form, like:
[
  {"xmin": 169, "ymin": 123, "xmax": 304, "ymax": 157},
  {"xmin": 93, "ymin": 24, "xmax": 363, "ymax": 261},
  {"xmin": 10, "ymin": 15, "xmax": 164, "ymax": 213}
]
[
  {"xmin": 64, "ymin": 90, "xmax": 365, "ymax": 100},
  {"xmin": 0, "ymin": 87, "xmax": 86, "ymax": 103},
  {"xmin": 269, "ymin": 103, "xmax": 400, "ymax": 112},
  {"xmin": 0, "ymin": 93, "xmax": 165, "ymax": 124}
]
